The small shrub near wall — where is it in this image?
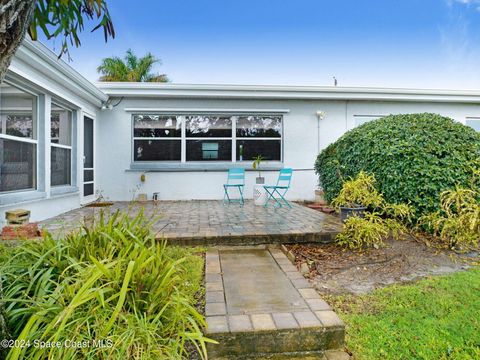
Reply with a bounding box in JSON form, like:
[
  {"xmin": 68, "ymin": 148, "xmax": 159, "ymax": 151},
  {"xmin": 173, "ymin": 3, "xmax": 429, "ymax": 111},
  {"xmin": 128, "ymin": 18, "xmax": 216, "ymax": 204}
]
[
  {"xmin": 315, "ymin": 113, "xmax": 480, "ymax": 219},
  {"xmin": 418, "ymin": 186, "xmax": 480, "ymax": 250}
]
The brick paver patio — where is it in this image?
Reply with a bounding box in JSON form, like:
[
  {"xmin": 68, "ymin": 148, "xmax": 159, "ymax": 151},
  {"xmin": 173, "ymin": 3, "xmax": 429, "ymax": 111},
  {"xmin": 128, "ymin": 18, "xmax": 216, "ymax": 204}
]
[{"xmin": 40, "ymin": 200, "xmax": 342, "ymax": 246}]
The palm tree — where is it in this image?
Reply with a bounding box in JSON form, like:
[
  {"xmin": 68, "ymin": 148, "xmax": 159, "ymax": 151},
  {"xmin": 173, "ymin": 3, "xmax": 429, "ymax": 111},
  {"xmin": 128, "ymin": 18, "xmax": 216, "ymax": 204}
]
[{"xmin": 97, "ymin": 49, "xmax": 169, "ymax": 82}]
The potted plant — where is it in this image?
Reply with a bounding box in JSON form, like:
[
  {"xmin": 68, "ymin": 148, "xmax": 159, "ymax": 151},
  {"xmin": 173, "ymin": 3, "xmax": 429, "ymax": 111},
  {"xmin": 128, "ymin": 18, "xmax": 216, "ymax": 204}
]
[
  {"xmin": 252, "ymin": 155, "xmax": 265, "ymax": 184},
  {"xmin": 331, "ymin": 171, "xmax": 384, "ymax": 222}
]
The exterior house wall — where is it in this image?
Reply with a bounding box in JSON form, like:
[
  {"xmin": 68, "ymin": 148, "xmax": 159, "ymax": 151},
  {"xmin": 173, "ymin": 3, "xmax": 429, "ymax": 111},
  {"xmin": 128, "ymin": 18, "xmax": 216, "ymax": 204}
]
[
  {"xmin": 2, "ymin": 41, "xmax": 480, "ymax": 227},
  {"xmin": 96, "ymin": 97, "xmax": 480, "ymax": 202},
  {"xmin": 0, "ymin": 40, "xmax": 106, "ymax": 227}
]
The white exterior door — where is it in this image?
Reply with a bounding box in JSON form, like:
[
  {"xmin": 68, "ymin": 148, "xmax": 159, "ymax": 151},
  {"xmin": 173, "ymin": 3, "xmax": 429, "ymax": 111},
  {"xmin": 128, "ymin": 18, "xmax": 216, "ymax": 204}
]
[{"xmin": 82, "ymin": 116, "xmax": 95, "ymax": 202}]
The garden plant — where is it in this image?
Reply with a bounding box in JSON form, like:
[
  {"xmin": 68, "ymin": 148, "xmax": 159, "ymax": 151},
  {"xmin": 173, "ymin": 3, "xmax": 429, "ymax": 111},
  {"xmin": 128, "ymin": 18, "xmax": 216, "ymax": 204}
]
[
  {"xmin": 0, "ymin": 211, "xmax": 209, "ymax": 360},
  {"xmin": 332, "ymin": 172, "xmax": 413, "ymax": 249},
  {"xmin": 418, "ymin": 186, "xmax": 480, "ymax": 250},
  {"xmin": 315, "ymin": 113, "xmax": 480, "ymax": 219}
]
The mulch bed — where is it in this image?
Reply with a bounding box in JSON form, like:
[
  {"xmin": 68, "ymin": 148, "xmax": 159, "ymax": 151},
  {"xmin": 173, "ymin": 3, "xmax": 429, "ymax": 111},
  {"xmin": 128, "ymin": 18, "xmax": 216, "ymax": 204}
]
[{"xmin": 285, "ymin": 236, "xmax": 478, "ymax": 295}]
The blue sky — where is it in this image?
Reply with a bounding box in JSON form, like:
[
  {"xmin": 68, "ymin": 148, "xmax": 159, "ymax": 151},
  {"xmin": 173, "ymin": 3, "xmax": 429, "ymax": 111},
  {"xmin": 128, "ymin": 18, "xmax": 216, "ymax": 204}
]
[{"xmin": 40, "ymin": 0, "xmax": 480, "ymax": 89}]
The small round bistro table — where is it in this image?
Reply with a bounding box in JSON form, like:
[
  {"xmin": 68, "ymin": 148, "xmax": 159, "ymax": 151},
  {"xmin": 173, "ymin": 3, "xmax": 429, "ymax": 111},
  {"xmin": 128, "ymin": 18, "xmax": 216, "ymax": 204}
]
[{"xmin": 253, "ymin": 184, "xmax": 267, "ymax": 206}]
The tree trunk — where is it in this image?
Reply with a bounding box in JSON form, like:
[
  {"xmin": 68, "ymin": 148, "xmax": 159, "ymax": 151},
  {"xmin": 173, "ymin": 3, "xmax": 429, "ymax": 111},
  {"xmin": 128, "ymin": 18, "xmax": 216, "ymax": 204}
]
[{"xmin": 0, "ymin": 0, "xmax": 36, "ymax": 82}]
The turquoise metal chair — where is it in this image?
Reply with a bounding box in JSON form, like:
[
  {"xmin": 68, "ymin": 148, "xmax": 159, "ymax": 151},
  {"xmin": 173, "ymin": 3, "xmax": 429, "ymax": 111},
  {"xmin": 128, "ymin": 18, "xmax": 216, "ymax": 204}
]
[
  {"xmin": 223, "ymin": 168, "xmax": 245, "ymax": 205},
  {"xmin": 264, "ymin": 168, "xmax": 293, "ymax": 208}
]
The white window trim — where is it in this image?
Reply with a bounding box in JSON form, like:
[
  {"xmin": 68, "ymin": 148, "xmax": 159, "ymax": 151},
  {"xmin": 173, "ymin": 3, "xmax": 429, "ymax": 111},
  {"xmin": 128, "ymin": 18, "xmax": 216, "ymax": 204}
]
[
  {"xmin": 0, "ymin": 83, "xmax": 39, "ymax": 194},
  {"xmin": 50, "ymin": 104, "xmax": 73, "ymax": 187},
  {"xmin": 131, "ymin": 114, "xmax": 284, "ymax": 165},
  {"xmin": 465, "ymin": 117, "xmax": 480, "ymax": 132},
  {"xmin": 353, "ymin": 114, "xmax": 385, "ymax": 128},
  {"xmin": 0, "ymin": 133, "xmax": 38, "ymax": 144}
]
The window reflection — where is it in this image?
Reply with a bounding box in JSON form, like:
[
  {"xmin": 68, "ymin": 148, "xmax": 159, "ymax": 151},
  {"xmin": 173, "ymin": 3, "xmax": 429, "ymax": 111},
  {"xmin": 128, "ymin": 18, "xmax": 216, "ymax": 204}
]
[
  {"xmin": 0, "ymin": 83, "xmax": 37, "ymax": 192},
  {"xmin": 236, "ymin": 116, "xmax": 282, "ymax": 138},
  {"xmin": 133, "ymin": 115, "xmax": 181, "ymax": 137},
  {"xmin": 186, "ymin": 116, "xmax": 232, "ymax": 137}
]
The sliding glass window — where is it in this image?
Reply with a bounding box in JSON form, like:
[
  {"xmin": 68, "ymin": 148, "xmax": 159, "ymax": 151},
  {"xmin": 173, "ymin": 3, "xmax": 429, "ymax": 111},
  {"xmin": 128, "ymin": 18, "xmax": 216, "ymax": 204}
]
[{"xmin": 0, "ymin": 83, "xmax": 37, "ymax": 192}]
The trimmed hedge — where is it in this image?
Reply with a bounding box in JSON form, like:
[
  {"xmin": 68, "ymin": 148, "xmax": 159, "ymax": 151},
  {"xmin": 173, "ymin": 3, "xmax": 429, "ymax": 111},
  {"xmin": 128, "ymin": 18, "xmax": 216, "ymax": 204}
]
[{"xmin": 315, "ymin": 113, "xmax": 480, "ymax": 218}]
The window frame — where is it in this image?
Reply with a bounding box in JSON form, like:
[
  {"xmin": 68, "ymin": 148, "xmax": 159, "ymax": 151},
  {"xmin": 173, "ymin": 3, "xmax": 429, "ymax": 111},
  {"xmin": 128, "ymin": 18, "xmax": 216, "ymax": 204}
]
[
  {"xmin": 0, "ymin": 81, "xmax": 39, "ymax": 194},
  {"xmin": 466, "ymin": 117, "xmax": 480, "ymax": 132},
  {"xmin": 132, "ymin": 115, "xmax": 183, "ymax": 162},
  {"xmin": 353, "ymin": 115, "xmax": 385, "ymax": 128},
  {"xmin": 50, "ymin": 102, "xmax": 73, "ymax": 187},
  {"xmin": 235, "ymin": 115, "xmax": 283, "ymax": 163},
  {"xmin": 131, "ymin": 113, "xmax": 284, "ymax": 165}
]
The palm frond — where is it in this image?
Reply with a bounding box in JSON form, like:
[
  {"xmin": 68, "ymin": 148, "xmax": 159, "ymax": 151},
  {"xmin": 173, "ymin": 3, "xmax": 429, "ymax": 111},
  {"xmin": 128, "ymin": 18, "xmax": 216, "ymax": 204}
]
[{"xmin": 97, "ymin": 50, "xmax": 167, "ymax": 82}]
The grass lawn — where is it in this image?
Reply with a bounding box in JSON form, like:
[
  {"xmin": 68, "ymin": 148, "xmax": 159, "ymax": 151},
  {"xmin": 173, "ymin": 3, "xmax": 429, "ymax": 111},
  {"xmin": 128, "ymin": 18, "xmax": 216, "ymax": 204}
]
[{"xmin": 326, "ymin": 268, "xmax": 480, "ymax": 360}]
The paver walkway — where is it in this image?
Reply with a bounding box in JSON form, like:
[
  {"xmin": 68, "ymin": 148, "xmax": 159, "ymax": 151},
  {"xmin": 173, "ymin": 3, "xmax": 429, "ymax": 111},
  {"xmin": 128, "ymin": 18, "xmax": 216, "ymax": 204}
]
[
  {"xmin": 205, "ymin": 246, "xmax": 346, "ymax": 359},
  {"xmin": 40, "ymin": 200, "xmax": 342, "ymax": 246},
  {"xmin": 221, "ymin": 250, "xmax": 309, "ymax": 314}
]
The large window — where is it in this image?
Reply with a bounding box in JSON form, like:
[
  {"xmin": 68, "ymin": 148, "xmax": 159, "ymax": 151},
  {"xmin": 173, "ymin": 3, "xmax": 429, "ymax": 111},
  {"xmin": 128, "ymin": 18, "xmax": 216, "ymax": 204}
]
[
  {"xmin": 186, "ymin": 116, "xmax": 232, "ymax": 161},
  {"xmin": 466, "ymin": 117, "xmax": 480, "ymax": 132},
  {"xmin": 133, "ymin": 115, "xmax": 181, "ymax": 161},
  {"xmin": 236, "ymin": 116, "xmax": 282, "ymax": 161},
  {"xmin": 0, "ymin": 83, "xmax": 37, "ymax": 192},
  {"xmin": 50, "ymin": 104, "xmax": 72, "ymax": 186},
  {"xmin": 354, "ymin": 115, "xmax": 384, "ymax": 127},
  {"xmin": 132, "ymin": 114, "xmax": 283, "ymax": 163}
]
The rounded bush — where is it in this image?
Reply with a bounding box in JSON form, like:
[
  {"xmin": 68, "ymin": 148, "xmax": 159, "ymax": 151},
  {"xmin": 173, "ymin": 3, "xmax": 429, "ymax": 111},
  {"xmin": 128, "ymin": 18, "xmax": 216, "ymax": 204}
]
[{"xmin": 315, "ymin": 113, "xmax": 480, "ymax": 218}]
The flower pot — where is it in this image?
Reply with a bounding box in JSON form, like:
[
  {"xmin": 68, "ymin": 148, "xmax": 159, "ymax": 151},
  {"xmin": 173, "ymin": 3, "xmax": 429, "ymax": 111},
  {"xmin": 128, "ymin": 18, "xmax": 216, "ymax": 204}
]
[
  {"xmin": 256, "ymin": 177, "xmax": 265, "ymax": 184},
  {"xmin": 340, "ymin": 206, "xmax": 367, "ymax": 222}
]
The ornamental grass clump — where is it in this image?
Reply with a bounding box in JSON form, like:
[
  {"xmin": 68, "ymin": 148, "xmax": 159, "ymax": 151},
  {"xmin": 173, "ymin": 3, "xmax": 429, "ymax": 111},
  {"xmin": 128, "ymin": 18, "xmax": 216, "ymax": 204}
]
[
  {"xmin": 0, "ymin": 211, "xmax": 210, "ymax": 360},
  {"xmin": 331, "ymin": 171, "xmax": 384, "ymax": 209},
  {"xmin": 418, "ymin": 186, "xmax": 480, "ymax": 251},
  {"xmin": 333, "ymin": 172, "xmax": 413, "ymax": 250}
]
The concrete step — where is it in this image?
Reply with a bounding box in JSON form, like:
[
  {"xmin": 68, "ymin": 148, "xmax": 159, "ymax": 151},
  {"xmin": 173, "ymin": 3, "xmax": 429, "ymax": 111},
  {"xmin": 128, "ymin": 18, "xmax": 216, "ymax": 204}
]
[
  {"xmin": 211, "ymin": 350, "xmax": 351, "ymax": 360},
  {"xmin": 205, "ymin": 247, "xmax": 345, "ymax": 359}
]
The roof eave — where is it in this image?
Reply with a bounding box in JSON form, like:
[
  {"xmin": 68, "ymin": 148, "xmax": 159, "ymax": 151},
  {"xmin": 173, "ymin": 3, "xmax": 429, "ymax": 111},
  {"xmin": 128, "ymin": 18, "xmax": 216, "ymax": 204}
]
[
  {"xmin": 97, "ymin": 82, "xmax": 480, "ymax": 103},
  {"xmin": 9, "ymin": 39, "xmax": 108, "ymax": 107}
]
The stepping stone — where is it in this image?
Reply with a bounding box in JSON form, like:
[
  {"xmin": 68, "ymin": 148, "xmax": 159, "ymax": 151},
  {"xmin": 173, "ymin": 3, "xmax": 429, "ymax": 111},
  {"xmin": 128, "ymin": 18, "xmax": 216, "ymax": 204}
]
[{"xmin": 205, "ymin": 247, "xmax": 345, "ymax": 359}]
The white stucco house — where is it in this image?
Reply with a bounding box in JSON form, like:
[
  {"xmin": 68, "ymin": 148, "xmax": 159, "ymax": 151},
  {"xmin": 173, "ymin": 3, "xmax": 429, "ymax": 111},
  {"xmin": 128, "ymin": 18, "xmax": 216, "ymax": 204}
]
[{"xmin": 1, "ymin": 39, "xmax": 480, "ymax": 226}]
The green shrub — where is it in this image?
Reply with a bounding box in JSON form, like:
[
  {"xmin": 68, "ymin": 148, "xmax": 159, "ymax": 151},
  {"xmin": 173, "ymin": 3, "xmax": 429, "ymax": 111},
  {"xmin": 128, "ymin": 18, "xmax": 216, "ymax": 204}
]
[
  {"xmin": 336, "ymin": 213, "xmax": 388, "ymax": 249},
  {"xmin": 0, "ymin": 211, "xmax": 210, "ymax": 360},
  {"xmin": 315, "ymin": 113, "xmax": 480, "ymax": 218},
  {"xmin": 331, "ymin": 171, "xmax": 384, "ymax": 209},
  {"xmin": 418, "ymin": 186, "xmax": 480, "ymax": 250},
  {"xmin": 333, "ymin": 172, "xmax": 412, "ymax": 249}
]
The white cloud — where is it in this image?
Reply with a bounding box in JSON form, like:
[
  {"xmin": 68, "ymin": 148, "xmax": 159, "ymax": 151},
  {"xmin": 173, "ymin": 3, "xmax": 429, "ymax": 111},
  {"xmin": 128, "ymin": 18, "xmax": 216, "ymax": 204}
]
[
  {"xmin": 447, "ymin": 0, "xmax": 480, "ymax": 8},
  {"xmin": 438, "ymin": 0, "xmax": 480, "ymax": 88}
]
